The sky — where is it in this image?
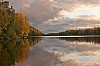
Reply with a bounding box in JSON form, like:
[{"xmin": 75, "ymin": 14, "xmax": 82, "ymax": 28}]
[{"xmin": 6, "ymin": 0, "xmax": 100, "ymax": 33}]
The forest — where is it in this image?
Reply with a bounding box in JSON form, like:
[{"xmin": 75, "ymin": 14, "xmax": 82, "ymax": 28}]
[
  {"xmin": 46, "ymin": 27, "xmax": 100, "ymax": 36},
  {"xmin": 0, "ymin": 0, "xmax": 43, "ymax": 39}
]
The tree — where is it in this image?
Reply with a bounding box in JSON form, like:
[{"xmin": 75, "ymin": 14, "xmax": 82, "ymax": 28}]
[
  {"xmin": 6, "ymin": 18, "xmax": 16, "ymax": 37},
  {"xmin": 14, "ymin": 11, "xmax": 30, "ymax": 36}
]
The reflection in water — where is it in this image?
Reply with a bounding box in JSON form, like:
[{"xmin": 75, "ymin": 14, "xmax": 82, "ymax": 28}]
[
  {"xmin": 35, "ymin": 37, "xmax": 100, "ymax": 66},
  {"xmin": 0, "ymin": 38, "xmax": 42, "ymax": 66},
  {"xmin": 57, "ymin": 37, "xmax": 100, "ymax": 66},
  {"xmin": 59, "ymin": 37, "xmax": 100, "ymax": 44},
  {"xmin": 1, "ymin": 37, "xmax": 100, "ymax": 66}
]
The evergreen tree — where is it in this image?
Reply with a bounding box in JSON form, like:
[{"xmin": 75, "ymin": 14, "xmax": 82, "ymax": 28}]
[{"xmin": 6, "ymin": 18, "xmax": 16, "ymax": 37}]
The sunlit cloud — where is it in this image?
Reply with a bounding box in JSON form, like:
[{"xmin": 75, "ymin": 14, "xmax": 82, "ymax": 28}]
[
  {"xmin": 95, "ymin": 24, "xmax": 100, "ymax": 27},
  {"xmin": 49, "ymin": 0, "xmax": 54, "ymax": 2},
  {"xmin": 59, "ymin": 6, "xmax": 100, "ymax": 20},
  {"xmin": 77, "ymin": 27, "xmax": 93, "ymax": 29}
]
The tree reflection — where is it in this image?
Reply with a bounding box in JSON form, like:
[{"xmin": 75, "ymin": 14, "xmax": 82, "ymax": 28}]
[
  {"xmin": 15, "ymin": 39, "xmax": 30, "ymax": 65},
  {"xmin": 29, "ymin": 37, "xmax": 42, "ymax": 46},
  {"xmin": 0, "ymin": 37, "xmax": 42, "ymax": 66},
  {"xmin": 59, "ymin": 37, "xmax": 100, "ymax": 44},
  {"xmin": 0, "ymin": 40, "xmax": 16, "ymax": 66}
]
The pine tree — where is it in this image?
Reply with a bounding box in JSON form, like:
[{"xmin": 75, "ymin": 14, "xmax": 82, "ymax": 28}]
[{"xmin": 6, "ymin": 18, "xmax": 16, "ymax": 37}]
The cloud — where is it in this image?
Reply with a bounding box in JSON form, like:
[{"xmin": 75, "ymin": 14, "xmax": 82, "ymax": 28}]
[
  {"xmin": 9, "ymin": 0, "xmax": 61, "ymax": 24},
  {"xmin": 78, "ymin": 15, "xmax": 100, "ymax": 20},
  {"xmin": 54, "ymin": 0, "xmax": 100, "ymax": 12},
  {"xmin": 23, "ymin": 3, "xmax": 30, "ymax": 8},
  {"xmin": 9, "ymin": 0, "xmax": 100, "ymax": 18},
  {"xmin": 78, "ymin": 0, "xmax": 100, "ymax": 5},
  {"xmin": 38, "ymin": 18, "xmax": 100, "ymax": 33},
  {"xmin": 7, "ymin": 0, "xmax": 100, "ymax": 33}
]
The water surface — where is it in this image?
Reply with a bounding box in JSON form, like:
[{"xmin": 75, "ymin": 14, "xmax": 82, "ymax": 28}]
[{"xmin": 1, "ymin": 37, "xmax": 100, "ymax": 66}]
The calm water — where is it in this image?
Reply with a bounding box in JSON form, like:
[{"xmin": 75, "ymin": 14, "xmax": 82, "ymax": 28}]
[{"xmin": 1, "ymin": 37, "xmax": 100, "ymax": 66}]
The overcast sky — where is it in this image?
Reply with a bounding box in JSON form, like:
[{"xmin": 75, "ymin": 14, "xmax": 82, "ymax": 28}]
[{"xmin": 6, "ymin": 0, "xmax": 100, "ymax": 33}]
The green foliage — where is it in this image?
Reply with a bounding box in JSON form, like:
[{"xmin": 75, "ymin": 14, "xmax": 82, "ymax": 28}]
[{"xmin": 6, "ymin": 18, "xmax": 16, "ymax": 37}]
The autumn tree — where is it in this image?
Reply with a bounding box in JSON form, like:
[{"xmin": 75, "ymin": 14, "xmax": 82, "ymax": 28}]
[
  {"xmin": 14, "ymin": 11, "xmax": 30, "ymax": 36},
  {"xmin": 0, "ymin": 1, "xmax": 43, "ymax": 37},
  {"xmin": 0, "ymin": 1, "xmax": 10, "ymax": 35}
]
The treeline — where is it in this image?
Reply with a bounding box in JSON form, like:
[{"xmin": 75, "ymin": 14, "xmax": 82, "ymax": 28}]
[
  {"xmin": 0, "ymin": 0, "xmax": 43, "ymax": 38},
  {"xmin": 46, "ymin": 27, "xmax": 100, "ymax": 36}
]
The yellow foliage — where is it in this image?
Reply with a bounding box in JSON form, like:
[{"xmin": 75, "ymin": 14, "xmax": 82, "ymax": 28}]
[{"xmin": 14, "ymin": 11, "xmax": 30, "ymax": 36}]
